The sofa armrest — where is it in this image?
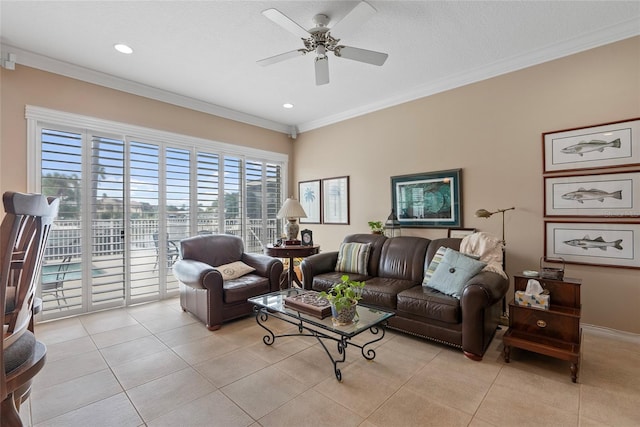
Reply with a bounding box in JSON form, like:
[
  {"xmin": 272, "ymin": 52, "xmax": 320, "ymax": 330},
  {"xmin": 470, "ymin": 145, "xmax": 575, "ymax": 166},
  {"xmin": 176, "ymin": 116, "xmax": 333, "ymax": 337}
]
[
  {"xmin": 300, "ymin": 251, "xmax": 339, "ymax": 289},
  {"xmin": 172, "ymin": 259, "xmax": 222, "ymax": 290},
  {"xmin": 464, "ymin": 271, "xmax": 508, "ymax": 307},
  {"xmin": 460, "ymin": 271, "xmax": 509, "ymax": 359}
]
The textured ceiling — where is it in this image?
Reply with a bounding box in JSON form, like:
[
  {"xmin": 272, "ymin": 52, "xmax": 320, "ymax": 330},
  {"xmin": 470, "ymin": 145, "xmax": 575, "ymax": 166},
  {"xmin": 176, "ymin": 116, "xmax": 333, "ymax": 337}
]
[{"xmin": 1, "ymin": 1, "xmax": 639, "ymax": 135}]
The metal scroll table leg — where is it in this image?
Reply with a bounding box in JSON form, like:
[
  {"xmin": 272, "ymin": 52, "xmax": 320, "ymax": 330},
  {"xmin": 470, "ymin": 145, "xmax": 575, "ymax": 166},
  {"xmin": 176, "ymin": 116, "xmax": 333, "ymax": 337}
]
[{"xmin": 254, "ymin": 307, "xmax": 276, "ymax": 345}]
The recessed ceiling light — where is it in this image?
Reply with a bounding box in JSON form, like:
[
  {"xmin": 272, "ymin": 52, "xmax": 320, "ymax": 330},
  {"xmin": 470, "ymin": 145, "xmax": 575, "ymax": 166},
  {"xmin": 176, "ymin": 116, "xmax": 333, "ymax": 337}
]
[
  {"xmin": 114, "ymin": 43, "xmax": 133, "ymax": 54},
  {"xmin": 283, "ymin": 103, "xmax": 294, "ymax": 109}
]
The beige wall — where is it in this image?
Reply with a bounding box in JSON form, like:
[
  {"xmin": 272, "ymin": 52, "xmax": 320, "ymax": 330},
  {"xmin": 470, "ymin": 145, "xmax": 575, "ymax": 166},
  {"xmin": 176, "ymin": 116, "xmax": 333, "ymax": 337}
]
[
  {"xmin": 293, "ymin": 37, "xmax": 640, "ymax": 334},
  {"xmin": 1, "ymin": 38, "xmax": 638, "ymax": 333},
  {"xmin": 0, "ymin": 65, "xmax": 293, "ymax": 194}
]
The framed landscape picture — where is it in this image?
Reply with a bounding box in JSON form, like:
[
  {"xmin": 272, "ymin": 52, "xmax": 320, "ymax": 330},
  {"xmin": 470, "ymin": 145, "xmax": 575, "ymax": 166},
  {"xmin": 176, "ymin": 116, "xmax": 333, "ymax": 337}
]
[
  {"xmin": 545, "ymin": 221, "xmax": 640, "ymax": 269},
  {"xmin": 322, "ymin": 176, "xmax": 349, "ymax": 224},
  {"xmin": 544, "ymin": 170, "xmax": 640, "ymax": 218},
  {"xmin": 391, "ymin": 169, "xmax": 461, "ymax": 228},
  {"xmin": 298, "ymin": 179, "xmax": 321, "ymax": 224},
  {"xmin": 543, "ymin": 118, "xmax": 640, "ymax": 173}
]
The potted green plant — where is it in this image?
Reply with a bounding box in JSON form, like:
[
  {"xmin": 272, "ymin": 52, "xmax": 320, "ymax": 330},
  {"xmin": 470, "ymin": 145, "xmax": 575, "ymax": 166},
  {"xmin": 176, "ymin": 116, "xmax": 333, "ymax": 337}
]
[
  {"xmin": 368, "ymin": 221, "xmax": 384, "ymax": 234},
  {"xmin": 320, "ymin": 275, "xmax": 366, "ymax": 325}
]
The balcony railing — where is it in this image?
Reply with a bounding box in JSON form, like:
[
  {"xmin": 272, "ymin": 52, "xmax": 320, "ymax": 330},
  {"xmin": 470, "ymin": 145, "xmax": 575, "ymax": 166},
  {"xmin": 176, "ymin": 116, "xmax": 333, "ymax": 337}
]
[{"xmin": 45, "ymin": 218, "xmax": 280, "ymax": 259}]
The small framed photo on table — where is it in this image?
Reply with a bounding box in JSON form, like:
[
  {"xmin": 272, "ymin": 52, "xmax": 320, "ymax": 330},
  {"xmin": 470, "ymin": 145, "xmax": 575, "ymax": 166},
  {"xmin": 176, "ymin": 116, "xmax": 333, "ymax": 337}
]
[{"xmin": 301, "ymin": 229, "xmax": 313, "ymax": 246}]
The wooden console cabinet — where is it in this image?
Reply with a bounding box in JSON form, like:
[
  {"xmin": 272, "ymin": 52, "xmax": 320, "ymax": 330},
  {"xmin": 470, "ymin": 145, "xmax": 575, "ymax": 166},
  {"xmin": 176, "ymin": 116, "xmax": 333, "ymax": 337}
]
[{"xmin": 503, "ymin": 273, "xmax": 582, "ymax": 382}]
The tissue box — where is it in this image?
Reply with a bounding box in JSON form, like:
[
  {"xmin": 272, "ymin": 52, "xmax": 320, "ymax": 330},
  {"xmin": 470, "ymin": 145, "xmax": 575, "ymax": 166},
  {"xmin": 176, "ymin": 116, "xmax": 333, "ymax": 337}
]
[{"xmin": 515, "ymin": 291, "xmax": 550, "ymax": 310}]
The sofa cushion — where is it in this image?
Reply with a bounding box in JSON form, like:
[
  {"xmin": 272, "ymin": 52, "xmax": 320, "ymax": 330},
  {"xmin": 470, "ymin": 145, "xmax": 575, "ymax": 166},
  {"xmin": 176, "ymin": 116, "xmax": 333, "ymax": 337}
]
[
  {"xmin": 422, "ymin": 246, "xmax": 447, "ymax": 287},
  {"xmin": 428, "ymin": 248, "xmax": 486, "ymax": 299},
  {"xmin": 335, "ymin": 242, "xmax": 371, "ymax": 275},
  {"xmin": 378, "ymin": 236, "xmax": 431, "ymax": 282},
  {"xmin": 360, "ymin": 277, "xmax": 418, "ymax": 309},
  {"xmin": 216, "ymin": 261, "xmax": 255, "ymax": 280},
  {"xmin": 312, "ymin": 272, "xmax": 371, "ymax": 293},
  {"xmin": 397, "ymin": 285, "xmax": 461, "ymax": 324}
]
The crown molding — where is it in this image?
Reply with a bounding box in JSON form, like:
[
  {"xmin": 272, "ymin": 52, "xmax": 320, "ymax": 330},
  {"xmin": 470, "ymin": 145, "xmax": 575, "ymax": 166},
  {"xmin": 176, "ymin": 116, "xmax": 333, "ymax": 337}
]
[
  {"xmin": 3, "ymin": 16, "xmax": 638, "ymax": 136},
  {"xmin": 1, "ymin": 43, "xmax": 294, "ymax": 135},
  {"xmin": 296, "ymin": 19, "xmax": 640, "ymax": 133}
]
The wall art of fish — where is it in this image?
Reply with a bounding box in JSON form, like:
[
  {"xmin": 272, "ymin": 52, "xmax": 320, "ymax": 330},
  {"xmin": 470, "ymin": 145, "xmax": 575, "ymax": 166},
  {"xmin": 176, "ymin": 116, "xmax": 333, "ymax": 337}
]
[
  {"xmin": 563, "ymin": 235, "xmax": 623, "ymax": 250},
  {"xmin": 561, "ymin": 138, "xmax": 621, "ymax": 156},
  {"xmin": 561, "ymin": 188, "xmax": 623, "ymax": 203}
]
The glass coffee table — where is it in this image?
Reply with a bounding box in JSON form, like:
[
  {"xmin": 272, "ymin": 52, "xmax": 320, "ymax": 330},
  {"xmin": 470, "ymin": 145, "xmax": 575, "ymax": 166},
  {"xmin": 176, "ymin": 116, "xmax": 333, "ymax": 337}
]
[{"xmin": 248, "ymin": 289, "xmax": 395, "ymax": 381}]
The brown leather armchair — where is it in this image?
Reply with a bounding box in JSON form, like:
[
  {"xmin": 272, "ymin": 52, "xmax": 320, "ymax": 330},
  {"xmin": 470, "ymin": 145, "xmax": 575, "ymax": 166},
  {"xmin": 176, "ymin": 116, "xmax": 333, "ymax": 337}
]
[{"xmin": 172, "ymin": 234, "xmax": 283, "ymax": 330}]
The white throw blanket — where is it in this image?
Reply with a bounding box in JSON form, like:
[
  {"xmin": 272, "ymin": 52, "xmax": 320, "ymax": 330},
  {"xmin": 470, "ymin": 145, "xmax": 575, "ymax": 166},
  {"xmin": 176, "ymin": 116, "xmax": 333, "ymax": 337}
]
[{"xmin": 460, "ymin": 232, "xmax": 508, "ymax": 279}]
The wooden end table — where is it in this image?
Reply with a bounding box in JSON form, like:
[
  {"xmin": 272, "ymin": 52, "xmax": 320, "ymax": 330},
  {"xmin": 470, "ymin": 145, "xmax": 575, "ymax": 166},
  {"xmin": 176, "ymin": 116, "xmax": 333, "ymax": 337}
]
[{"xmin": 265, "ymin": 244, "xmax": 319, "ymax": 289}]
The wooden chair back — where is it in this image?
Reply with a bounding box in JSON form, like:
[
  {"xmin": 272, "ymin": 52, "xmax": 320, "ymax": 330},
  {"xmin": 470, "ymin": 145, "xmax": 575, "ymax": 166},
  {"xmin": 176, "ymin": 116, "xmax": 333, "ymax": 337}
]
[{"xmin": 1, "ymin": 192, "xmax": 59, "ymax": 403}]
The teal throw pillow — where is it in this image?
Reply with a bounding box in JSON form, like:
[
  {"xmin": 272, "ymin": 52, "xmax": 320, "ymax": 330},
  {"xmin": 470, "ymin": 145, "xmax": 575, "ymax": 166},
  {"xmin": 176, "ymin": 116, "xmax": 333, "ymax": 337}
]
[
  {"xmin": 422, "ymin": 246, "xmax": 448, "ymax": 287},
  {"xmin": 427, "ymin": 248, "xmax": 487, "ymax": 299},
  {"xmin": 335, "ymin": 242, "xmax": 371, "ymax": 275}
]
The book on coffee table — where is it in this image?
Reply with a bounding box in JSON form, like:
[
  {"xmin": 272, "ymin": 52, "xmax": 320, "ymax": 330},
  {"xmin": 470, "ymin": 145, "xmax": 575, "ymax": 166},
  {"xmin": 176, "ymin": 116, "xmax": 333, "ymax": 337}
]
[{"xmin": 284, "ymin": 291, "xmax": 332, "ymax": 319}]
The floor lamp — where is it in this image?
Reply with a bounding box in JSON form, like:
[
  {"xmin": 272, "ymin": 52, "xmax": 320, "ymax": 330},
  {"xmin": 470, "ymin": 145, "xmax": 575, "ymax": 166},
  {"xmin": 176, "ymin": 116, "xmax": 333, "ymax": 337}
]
[{"xmin": 475, "ymin": 206, "xmax": 515, "ymax": 324}]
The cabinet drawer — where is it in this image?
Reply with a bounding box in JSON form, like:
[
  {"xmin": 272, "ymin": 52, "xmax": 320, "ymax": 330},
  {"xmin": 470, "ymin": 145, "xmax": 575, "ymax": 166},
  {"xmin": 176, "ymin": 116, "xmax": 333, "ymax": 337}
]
[{"xmin": 510, "ymin": 305, "xmax": 580, "ymax": 343}]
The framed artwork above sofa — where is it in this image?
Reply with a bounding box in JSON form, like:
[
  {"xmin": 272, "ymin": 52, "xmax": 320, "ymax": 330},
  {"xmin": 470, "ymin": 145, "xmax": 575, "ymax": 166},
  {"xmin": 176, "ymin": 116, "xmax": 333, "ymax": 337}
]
[{"xmin": 391, "ymin": 169, "xmax": 462, "ymax": 228}]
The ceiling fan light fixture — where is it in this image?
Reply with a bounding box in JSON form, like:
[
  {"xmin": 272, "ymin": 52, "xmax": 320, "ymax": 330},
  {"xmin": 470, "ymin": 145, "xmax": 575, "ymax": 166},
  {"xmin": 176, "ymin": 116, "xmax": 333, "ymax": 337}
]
[
  {"xmin": 258, "ymin": 1, "xmax": 387, "ymax": 85},
  {"xmin": 315, "ymin": 44, "xmax": 327, "ymax": 59}
]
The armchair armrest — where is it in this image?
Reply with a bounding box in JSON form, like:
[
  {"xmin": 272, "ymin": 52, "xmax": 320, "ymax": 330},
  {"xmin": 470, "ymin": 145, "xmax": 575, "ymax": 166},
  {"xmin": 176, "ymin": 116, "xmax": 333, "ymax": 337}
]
[
  {"xmin": 300, "ymin": 251, "xmax": 339, "ymax": 289},
  {"xmin": 172, "ymin": 259, "xmax": 222, "ymax": 290},
  {"xmin": 242, "ymin": 252, "xmax": 284, "ymax": 291},
  {"xmin": 242, "ymin": 252, "xmax": 279, "ymax": 277}
]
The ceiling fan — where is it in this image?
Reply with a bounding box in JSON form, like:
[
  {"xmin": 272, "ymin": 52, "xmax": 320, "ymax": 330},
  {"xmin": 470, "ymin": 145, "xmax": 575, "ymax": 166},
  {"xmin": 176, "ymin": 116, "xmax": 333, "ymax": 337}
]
[{"xmin": 257, "ymin": 1, "xmax": 389, "ymax": 85}]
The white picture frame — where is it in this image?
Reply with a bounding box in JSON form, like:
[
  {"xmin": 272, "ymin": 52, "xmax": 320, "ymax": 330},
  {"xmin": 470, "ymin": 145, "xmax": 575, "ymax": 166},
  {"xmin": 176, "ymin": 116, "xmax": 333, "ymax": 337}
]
[
  {"xmin": 543, "ymin": 118, "xmax": 640, "ymax": 173},
  {"xmin": 545, "ymin": 221, "xmax": 640, "ymax": 269},
  {"xmin": 544, "ymin": 171, "xmax": 640, "ymax": 218}
]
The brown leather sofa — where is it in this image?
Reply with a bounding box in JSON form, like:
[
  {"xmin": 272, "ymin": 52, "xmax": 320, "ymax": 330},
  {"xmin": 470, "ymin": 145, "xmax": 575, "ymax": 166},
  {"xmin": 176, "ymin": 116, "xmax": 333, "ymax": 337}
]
[
  {"xmin": 172, "ymin": 234, "xmax": 283, "ymax": 330},
  {"xmin": 300, "ymin": 234, "xmax": 508, "ymax": 360}
]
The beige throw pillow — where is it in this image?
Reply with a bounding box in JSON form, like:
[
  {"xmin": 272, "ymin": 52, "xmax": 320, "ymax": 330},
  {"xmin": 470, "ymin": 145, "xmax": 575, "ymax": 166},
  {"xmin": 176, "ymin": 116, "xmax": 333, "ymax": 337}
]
[{"xmin": 215, "ymin": 261, "xmax": 255, "ymax": 280}]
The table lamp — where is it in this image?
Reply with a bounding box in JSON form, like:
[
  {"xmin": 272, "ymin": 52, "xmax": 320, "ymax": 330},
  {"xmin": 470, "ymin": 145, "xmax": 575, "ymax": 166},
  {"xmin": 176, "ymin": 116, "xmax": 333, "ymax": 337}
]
[{"xmin": 277, "ymin": 197, "xmax": 307, "ymax": 243}]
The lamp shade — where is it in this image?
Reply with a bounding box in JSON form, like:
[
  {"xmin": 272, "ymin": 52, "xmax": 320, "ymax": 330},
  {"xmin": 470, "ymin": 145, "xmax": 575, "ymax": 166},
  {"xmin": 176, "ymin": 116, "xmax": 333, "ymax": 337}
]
[{"xmin": 277, "ymin": 198, "xmax": 307, "ymax": 219}]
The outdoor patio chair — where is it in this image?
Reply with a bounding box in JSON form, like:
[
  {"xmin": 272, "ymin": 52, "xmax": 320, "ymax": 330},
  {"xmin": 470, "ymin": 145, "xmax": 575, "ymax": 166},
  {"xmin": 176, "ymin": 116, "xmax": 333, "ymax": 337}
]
[
  {"xmin": 41, "ymin": 254, "xmax": 71, "ymax": 307},
  {"xmin": 153, "ymin": 232, "xmax": 180, "ymax": 271}
]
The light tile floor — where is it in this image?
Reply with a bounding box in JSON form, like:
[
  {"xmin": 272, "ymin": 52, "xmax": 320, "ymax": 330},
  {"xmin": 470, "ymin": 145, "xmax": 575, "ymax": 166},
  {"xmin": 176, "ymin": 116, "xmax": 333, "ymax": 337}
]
[{"xmin": 19, "ymin": 297, "xmax": 640, "ymax": 426}]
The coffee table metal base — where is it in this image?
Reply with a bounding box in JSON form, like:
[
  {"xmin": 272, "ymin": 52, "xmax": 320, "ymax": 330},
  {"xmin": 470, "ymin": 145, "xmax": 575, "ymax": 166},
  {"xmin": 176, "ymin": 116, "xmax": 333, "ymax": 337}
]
[{"xmin": 254, "ymin": 307, "xmax": 387, "ymax": 381}]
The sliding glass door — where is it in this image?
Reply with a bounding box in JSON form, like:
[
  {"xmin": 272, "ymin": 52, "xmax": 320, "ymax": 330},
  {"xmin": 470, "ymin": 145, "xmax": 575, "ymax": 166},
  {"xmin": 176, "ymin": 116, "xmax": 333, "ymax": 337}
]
[{"xmin": 31, "ymin": 108, "xmax": 285, "ymax": 321}]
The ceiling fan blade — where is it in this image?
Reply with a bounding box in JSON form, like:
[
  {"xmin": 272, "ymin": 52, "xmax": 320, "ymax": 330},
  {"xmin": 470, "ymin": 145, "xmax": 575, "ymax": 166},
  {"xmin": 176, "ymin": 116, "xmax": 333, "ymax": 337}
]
[
  {"xmin": 315, "ymin": 57, "xmax": 329, "ymax": 86},
  {"xmin": 330, "ymin": 1, "xmax": 376, "ymax": 37},
  {"xmin": 262, "ymin": 8, "xmax": 309, "ymax": 39},
  {"xmin": 335, "ymin": 46, "xmax": 388, "ymax": 66},
  {"xmin": 257, "ymin": 49, "xmax": 306, "ymax": 66}
]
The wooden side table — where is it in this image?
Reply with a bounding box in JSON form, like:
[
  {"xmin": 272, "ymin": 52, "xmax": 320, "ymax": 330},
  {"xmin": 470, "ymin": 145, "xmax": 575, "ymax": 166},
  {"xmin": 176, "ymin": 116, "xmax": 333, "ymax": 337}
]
[
  {"xmin": 503, "ymin": 273, "xmax": 582, "ymax": 382},
  {"xmin": 265, "ymin": 244, "xmax": 319, "ymax": 289}
]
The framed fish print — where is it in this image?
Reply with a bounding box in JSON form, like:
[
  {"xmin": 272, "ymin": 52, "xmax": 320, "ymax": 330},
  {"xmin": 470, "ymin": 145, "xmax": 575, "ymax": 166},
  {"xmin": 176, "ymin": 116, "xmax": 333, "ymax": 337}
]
[
  {"xmin": 545, "ymin": 221, "xmax": 640, "ymax": 269},
  {"xmin": 543, "ymin": 118, "xmax": 640, "ymax": 174},
  {"xmin": 544, "ymin": 170, "xmax": 640, "ymax": 218},
  {"xmin": 391, "ymin": 169, "xmax": 461, "ymax": 228},
  {"xmin": 299, "ymin": 179, "xmax": 321, "ymax": 224}
]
